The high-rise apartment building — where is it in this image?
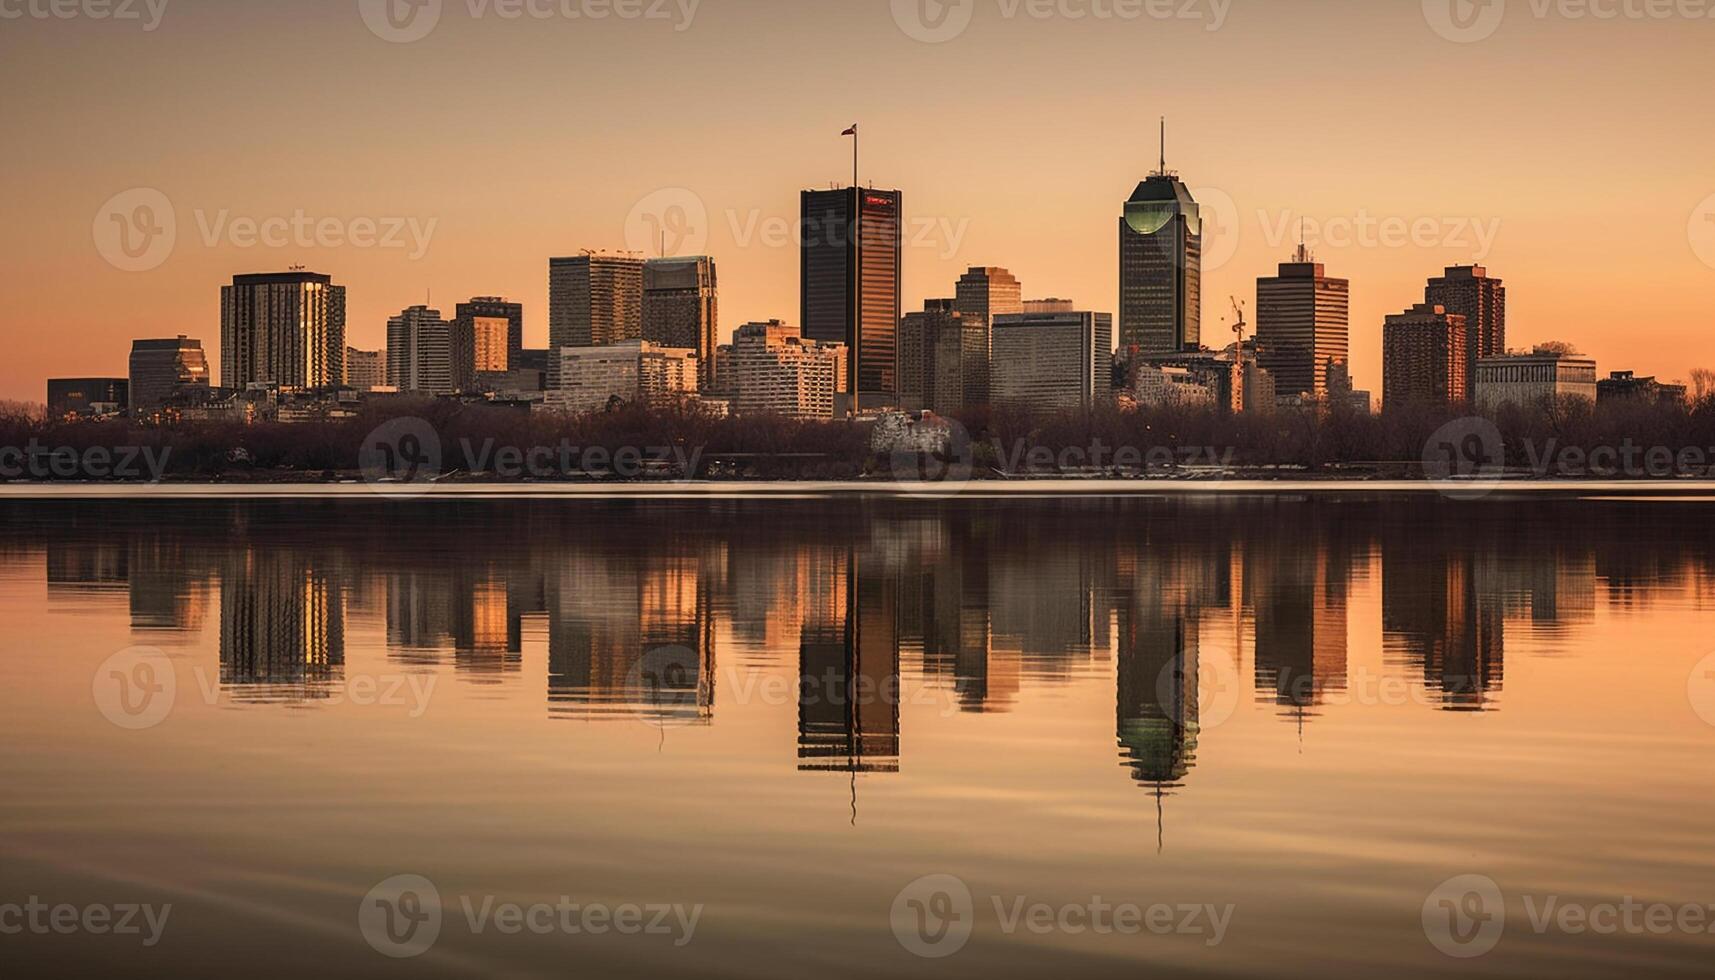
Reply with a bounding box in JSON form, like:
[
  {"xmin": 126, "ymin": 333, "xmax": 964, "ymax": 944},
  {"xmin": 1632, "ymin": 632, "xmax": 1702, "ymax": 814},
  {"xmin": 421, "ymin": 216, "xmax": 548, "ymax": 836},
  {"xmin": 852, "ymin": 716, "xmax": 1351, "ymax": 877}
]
[
  {"xmin": 451, "ymin": 297, "xmax": 523, "ymax": 392},
  {"xmin": 344, "ymin": 347, "xmax": 385, "ymax": 391},
  {"xmin": 1256, "ymin": 250, "xmax": 1351, "ymax": 400},
  {"xmin": 1425, "ymin": 265, "xmax": 1506, "ymax": 397},
  {"xmin": 801, "ymin": 187, "xmax": 902, "ymax": 402},
  {"xmin": 991, "ymin": 311, "xmax": 1114, "ymax": 413},
  {"xmin": 642, "ymin": 257, "xmax": 719, "ymax": 389},
  {"xmin": 1383, "ymin": 304, "xmax": 1468, "ymax": 406},
  {"xmin": 128, "ymin": 336, "xmax": 210, "ymax": 414},
  {"xmin": 897, "ymin": 303, "xmax": 989, "ymax": 415},
  {"xmin": 731, "ymin": 320, "xmax": 848, "ymax": 419},
  {"xmin": 1120, "ymin": 156, "xmax": 1201, "ymax": 356},
  {"xmin": 386, "ymin": 305, "xmax": 454, "ymax": 395},
  {"xmin": 549, "ymin": 253, "xmax": 643, "ymax": 351},
  {"xmin": 220, "ymin": 271, "xmax": 346, "ymax": 390}
]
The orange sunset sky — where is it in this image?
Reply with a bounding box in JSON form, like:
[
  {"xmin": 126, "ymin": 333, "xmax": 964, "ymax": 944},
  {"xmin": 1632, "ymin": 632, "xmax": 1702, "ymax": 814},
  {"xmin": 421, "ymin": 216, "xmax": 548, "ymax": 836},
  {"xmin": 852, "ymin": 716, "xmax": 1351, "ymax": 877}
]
[{"xmin": 2, "ymin": 0, "xmax": 1712, "ymax": 403}]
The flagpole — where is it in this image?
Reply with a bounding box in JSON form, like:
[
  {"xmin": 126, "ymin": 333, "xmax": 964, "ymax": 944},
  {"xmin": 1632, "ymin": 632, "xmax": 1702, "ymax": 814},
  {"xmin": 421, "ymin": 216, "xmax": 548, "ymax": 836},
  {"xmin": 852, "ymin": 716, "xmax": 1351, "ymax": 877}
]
[{"xmin": 847, "ymin": 123, "xmax": 861, "ymax": 416}]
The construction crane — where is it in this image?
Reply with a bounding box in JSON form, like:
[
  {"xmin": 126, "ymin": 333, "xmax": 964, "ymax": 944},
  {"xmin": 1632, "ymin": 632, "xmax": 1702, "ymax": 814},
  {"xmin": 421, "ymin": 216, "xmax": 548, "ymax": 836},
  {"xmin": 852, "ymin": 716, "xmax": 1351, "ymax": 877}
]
[{"xmin": 1228, "ymin": 297, "xmax": 1248, "ymax": 365}]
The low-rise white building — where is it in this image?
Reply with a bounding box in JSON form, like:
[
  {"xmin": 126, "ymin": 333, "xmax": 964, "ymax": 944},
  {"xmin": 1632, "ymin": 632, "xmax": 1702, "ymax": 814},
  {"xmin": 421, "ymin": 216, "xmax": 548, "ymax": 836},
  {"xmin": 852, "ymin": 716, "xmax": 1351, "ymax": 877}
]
[
  {"xmin": 541, "ymin": 340, "xmax": 698, "ymax": 415},
  {"xmin": 1475, "ymin": 348, "xmax": 1597, "ymax": 413}
]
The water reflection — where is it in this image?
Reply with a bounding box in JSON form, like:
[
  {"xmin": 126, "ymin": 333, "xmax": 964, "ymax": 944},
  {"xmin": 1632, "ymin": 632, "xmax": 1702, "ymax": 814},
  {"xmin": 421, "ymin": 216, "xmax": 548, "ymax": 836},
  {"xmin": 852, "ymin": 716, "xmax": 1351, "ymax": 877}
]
[{"xmin": 20, "ymin": 496, "xmax": 1715, "ymax": 789}]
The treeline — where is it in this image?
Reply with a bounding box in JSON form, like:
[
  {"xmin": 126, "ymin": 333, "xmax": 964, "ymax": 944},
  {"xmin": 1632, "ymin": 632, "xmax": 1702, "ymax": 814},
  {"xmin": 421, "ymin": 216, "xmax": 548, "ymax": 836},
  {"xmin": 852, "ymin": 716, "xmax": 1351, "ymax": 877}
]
[{"xmin": 5, "ymin": 394, "xmax": 1715, "ymax": 481}]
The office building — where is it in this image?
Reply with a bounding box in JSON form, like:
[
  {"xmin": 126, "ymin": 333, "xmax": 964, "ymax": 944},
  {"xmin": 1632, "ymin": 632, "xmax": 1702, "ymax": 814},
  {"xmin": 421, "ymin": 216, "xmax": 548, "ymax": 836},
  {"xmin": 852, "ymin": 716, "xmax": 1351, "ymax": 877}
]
[
  {"xmin": 1023, "ymin": 298, "xmax": 1076, "ymax": 315},
  {"xmin": 220, "ymin": 271, "xmax": 346, "ymax": 390},
  {"xmin": 801, "ymin": 187, "xmax": 902, "ymax": 402},
  {"xmin": 451, "ymin": 297, "xmax": 523, "ymax": 392},
  {"xmin": 386, "ymin": 305, "xmax": 453, "ymax": 395},
  {"xmin": 1383, "ymin": 304, "xmax": 1468, "ymax": 406},
  {"xmin": 47, "ymin": 378, "xmax": 128, "ymax": 418},
  {"xmin": 1256, "ymin": 249, "xmax": 1350, "ymax": 400},
  {"xmin": 991, "ymin": 311, "xmax": 1114, "ymax": 413},
  {"xmin": 731, "ymin": 320, "xmax": 847, "ymax": 419},
  {"xmin": 897, "ymin": 302, "xmax": 989, "ymax": 414},
  {"xmin": 1475, "ymin": 348, "xmax": 1598, "ymax": 412},
  {"xmin": 549, "ymin": 252, "xmax": 643, "ymax": 351},
  {"xmin": 954, "ymin": 266, "xmax": 1024, "ymax": 331},
  {"xmin": 343, "ymin": 348, "xmax": 385, "ymax": 391},
  {"xmin": 1119, "ymin": 144, "xmax": 1201, "ymax": 356},
  {"xmin": 1426, "ymin": 265, "xmax": 1506, "ymax": 396},
  {"xmin": 542, "ymin": 340, "xmax": 698, "ymax": 415},
  {"xmin": 1598, "ymin": 371, "xmax": 1688, "ymax": 405},
  {"xmin": 643, "ymin": 257, "xmax": 719, "ymax": 389},
  {"xmin": 128, "ymin": 336, "xmax": 210, "ymax": 414}
]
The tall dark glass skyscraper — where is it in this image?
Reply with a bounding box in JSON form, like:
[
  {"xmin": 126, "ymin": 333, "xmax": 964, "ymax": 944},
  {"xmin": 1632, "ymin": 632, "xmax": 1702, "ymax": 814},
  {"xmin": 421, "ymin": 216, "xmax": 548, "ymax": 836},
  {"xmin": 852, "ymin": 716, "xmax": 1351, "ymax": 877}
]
[
  {"xmin": 800, "ymin": 187, "xmax": 902, "ymax": 401},
  {"xmin": 1119, "ymin": 162, "xmax": 1202, "ymax": 357}
]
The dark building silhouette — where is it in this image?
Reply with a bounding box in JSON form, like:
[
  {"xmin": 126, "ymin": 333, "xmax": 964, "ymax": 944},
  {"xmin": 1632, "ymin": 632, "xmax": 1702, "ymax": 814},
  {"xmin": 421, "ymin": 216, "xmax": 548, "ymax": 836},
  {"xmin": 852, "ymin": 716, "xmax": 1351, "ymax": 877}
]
[
  {"xmin": 1119, "ymin": 144, "xmax": 1201, "ymax": 357},
  {"xmin": 800, "ymin": 187, "xmax": 902, "ymax": 402},
  {"xmin": 1425, "ymin": 265, "xmax": 1506, "ymax": 398}
]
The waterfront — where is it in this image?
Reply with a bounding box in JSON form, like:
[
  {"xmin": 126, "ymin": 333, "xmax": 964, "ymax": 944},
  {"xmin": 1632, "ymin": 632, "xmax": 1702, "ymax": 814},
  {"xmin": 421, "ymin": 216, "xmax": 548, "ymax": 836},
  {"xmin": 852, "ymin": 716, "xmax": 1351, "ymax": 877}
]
[{"xmin": 2, "ymin": 497, "xmax": 1714, "ymax": 977}]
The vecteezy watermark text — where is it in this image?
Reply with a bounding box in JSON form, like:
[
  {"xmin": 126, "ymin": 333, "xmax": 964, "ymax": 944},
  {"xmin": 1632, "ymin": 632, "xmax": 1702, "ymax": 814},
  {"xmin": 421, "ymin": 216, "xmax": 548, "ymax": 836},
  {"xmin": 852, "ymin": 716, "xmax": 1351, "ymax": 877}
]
[
  {"xmin": 1424, "ymin": 874, "xmax": 1715, "ymax": 958},
  {"xmin": 0, "ymin": 0, "xmax": 168, "ymax": 30},
  {"xmin": 0, "ymin": 899, "xmax": 172, "ymax": 946},
  {"xmin": 0, "ymin": 442, "xmax": 170, "ymax": 481},
  {"xmin": 359, "ymin": 0, "xmax": 702, "ymax": 43},
  {"xmin": 1423, "ymin": 0, "xmax": 1715, "ymax": 43},
  {"xmin": 890, "ymin": 0, "xmax": 1232, "ymax": 44}
]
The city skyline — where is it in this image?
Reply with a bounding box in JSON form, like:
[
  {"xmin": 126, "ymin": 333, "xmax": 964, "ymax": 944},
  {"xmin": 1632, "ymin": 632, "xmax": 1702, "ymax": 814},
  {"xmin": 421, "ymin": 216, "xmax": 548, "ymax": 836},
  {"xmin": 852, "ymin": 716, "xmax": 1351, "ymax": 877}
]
[{"xmin": 6, "ymin": 1, "xmax": 1713, "ymax": 404}]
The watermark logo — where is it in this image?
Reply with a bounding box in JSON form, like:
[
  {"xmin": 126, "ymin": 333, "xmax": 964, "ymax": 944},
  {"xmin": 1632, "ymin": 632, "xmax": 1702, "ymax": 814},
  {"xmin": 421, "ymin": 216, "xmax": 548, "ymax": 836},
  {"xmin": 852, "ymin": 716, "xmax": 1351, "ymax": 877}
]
[
  {"xmin": 360, "ymin": 417, "xmax": 444, "ymax": 497},
  {"xmin": 1423, "ymin": 417, "xmax": 1505, "ymax": 500},
  {"xmin": 624, "ymin": 644, "xmax": 706, "ymax": 729},
  {"xmin": 1423, "ymin": 0, "xmax": 1507, "ymax": 42},
  {"xmin": 882, "ymin": 415, "xmax": 975, "ymax": 498},
  {"xmin": 1688, "ymin": 652, "xmax": 1715, "ymax": 727},
  {"xmin": 1423, "ymin": 874, "xmax": 1506, "ymax": 958},
  {"xmin": 359, "ymin": 0, "xmax": 444, "ymax": 42},
  {"xmin": 359, "ymin": 874, "xmax": 444, "ymax": 959},
  {"xmin": 1690, "ymin": 193, "xmax": 1715, "ymax": 271},
  {"xmin": 891, "ymin": 874, "xmax": 975, "ymax": 958},
  {"xmin": 1162, "ymin": 652, "xmax": 1241, "ymax": 732},
  {"xmin": 625, "ymin": 187, "xmax": 709, "ymax": 257},
  {"xmin": 0, "ymin": 899, "xmax": 172, "ymax": 946},
  {"xmin": 93, "ymin": 188, "xmax": 176, "ymax": 272},
  {"xmin": 1193, "ymin": 186, "xmax": 1241, "ymax": 273},
  {"xmin": 0, "ymin": 0, "xmax": 169, "ymax": 30},
  {"xmin": 93, "ymin": 646, "xmax": 177, "ymax": 731},
  {"xmin": 891, "ymin": 0, "xmax": 977, "ymax": 42}
]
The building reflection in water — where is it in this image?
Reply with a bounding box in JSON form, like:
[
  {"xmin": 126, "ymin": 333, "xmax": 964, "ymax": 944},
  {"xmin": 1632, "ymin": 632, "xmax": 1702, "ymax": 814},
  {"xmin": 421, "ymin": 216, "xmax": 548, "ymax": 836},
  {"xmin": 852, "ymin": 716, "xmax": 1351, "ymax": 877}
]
[
  {"xmin": 1382, "ymin": 531, "xmax": 1504, "ymax": 712},
  {"xmin": 219, "ymin": 549, "xmax": 346, "ymax": 703},
  {"xmin": 799, "ymin": 549, "xmax": 901, "ymax": 774}
]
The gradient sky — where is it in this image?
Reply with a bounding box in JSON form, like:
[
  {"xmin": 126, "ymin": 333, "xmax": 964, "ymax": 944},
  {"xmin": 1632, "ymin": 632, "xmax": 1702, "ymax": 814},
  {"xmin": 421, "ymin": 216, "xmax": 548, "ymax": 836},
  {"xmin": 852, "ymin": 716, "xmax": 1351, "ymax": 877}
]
[{"xmin": 3, "ymin": 0, "xmax": 1712, "ymax": 403}]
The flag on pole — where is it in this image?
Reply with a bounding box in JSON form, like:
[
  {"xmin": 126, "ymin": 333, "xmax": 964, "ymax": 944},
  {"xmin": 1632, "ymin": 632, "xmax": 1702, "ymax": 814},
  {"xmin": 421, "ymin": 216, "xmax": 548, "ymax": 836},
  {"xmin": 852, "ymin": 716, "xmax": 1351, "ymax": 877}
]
[{"xmin": 841, "ymin": 125, "xmax": 857, "ymax": 136}]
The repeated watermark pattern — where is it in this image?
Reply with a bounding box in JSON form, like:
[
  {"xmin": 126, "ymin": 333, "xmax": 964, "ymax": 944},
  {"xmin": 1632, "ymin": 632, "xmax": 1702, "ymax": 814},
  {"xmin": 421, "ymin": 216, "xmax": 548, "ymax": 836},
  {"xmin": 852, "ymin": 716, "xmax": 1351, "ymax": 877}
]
[
  {"xmin": 93, "ymin": 189, "xmax": 436, "ymax": 272},
  {"xmin": 0, "ymin": 442, "xmax": 171, "ymax": 481},
  {"xmin": 0, "ymin": 899, "xmax": 172, "ymax": 947},
  {"xmin": 1690, "ymin": 193, "xmax": 1715, "ymax": 271},
  {"xmin": 1687, "ymin": 652, "xmax": 1715, "ymax": 727},
  {"xmin": 1423, "ymin": 0, "xmax": 1715, "ymax": 43},
  {"xmin": 1424, "ymin": 874, "xmax": 1715, "ymax": 958},
  {"xmin": 358, "ymin": 0, "xmax": 702, "ymax": 43},
  {"xmin": 93, "ymin": 646, "xmax": 437, "ymax": 730},
  {"xmin": 358, "ymin": 874, "xmax": 702, "ymax": 959},
  {"xmin": 890, "ymin": 874, "xmax": 1233, "ymax": 959},
  {"xmin": 1423, "ymin": 418, "xmax": 1715, "ymax": 499},
  {"xmin": 889, "ymin": 0, "xmax": 1233, "ymax": 43},
  {"xmin": 0, "ymin": 0, "xmax": 167, "ymax": 29}
]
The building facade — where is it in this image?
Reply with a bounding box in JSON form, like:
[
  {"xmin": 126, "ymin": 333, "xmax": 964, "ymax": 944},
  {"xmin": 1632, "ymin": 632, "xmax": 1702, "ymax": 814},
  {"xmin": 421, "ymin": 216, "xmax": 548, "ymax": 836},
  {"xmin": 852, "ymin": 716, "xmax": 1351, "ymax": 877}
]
[
  {"xmin": 1119, "ymin": 172, "xmax": 1201, "ymax": 357},
  {"xmin": 801, "ymin": 187, "xmax": 902, "ymax": 403},
  {"xmin": 47, "ymin": 378, "xmax": 128, "ymax": 418},
  {"xmin": 344, "ymin": 348, "xmax": 386, "ymax": 391},
  {"xmin": 1383, "ymin": 304, "xmax": 1468, "ymax": 406},
  {"xmin": 451, "ymin": 297, "xmax": 523, "ymax": 392},
  {"xmin": 128, "ymin": 336, "xmax": 211, "ymax": 415},
  {"xmin": 1474, "ymin": 350, "xmax": 1598, "ymax": 413},
  {"xmin": 955, "ymin": 266, "xmax": 1024, "ymax": 332},
  {"xmin": 220, "ymin": 272, "xmax": 346, "ymax": 390},
  {"xmin": 1256, "ymin": 251, "xmax": 1350, "ymax": 400},
  {"xmin": 731, "ymin": 320, "xmax": 848, "ymax": 419},
  {"xmin": 386, "ymin": 306, "xmax": 454, "ymax": 395},
  {"xmin": 1425, "ymin": 265, "xmax": 1506, "ymax": 398},
  {"xmin": 896, "ymin": 304, "xmax": 989, "ymax": 415},
  {"xmin": 991, "ymin": 311, "xmax": 1114, "ymax": 413},
  {"xmin": 1598, "ymin": 371, "xmax": 1688, "ymax": 405},
  {"xmin": 642, "ymin": 256, "xmax": 719, "ymax": 390},
  {"xmin": 542, "ymin": 340, "xmax": 698, "ymax": 415},
  {"xmin": 549, "ymin": 253, "xmax": 643, "ymax": 351}
]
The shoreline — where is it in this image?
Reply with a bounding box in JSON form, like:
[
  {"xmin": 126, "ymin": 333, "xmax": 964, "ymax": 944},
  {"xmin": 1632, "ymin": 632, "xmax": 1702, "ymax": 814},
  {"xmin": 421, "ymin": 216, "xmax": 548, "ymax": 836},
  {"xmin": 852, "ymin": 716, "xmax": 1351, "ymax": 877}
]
[{"xmin": 4, "ymin": 479, "xmax": 1715, "ymax": 500}]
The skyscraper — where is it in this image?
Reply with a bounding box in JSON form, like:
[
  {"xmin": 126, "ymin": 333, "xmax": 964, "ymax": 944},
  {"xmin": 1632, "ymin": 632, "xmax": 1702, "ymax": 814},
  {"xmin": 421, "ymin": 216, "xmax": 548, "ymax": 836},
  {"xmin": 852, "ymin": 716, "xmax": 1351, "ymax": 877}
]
[
  {"xmin": 128, "ymin": 336, "xmax": 210, "ymax": 414},
  {"xmin": 1119, "ymin": 132, "xmax": 1201, "ymax": 357},
  {"xmin": 451, "ymin": 297, "xmax": 524, "ymax": 391},
  {"xmin": 642, "ymin": 256, "xmax": 719, "ymax": 388},
  {"xmin": 801, "ymin": 187, "xmax": 902, "ymax": 403},
  {"xmin": 344, "ymin": 347, "xmax": 385, "ymax": 391},
  {"xmin": 1256, "ymin": 249, "xmax": 1350, "ymax": 400},
  {"xmin": 386, "ymin": 305, "xmax": 453, "ymax": 395},
  {"xmin": 954, "ymin": 266, "xmax": 1024, "ymax": 332},
  {"xmin": 220, "ymin": 271, "xmax": 346, "ymax": 390},
  {"xmin": 897, "ymin": 302, "xmax": 989, "ymax": 414},
  {"xmin": 1383, "ymin": 304, "xmax": 1468, "ymax": 406},
  {"xmin": 991, "ymin": 310, "xmax": 1114, "ymax": 413},
  {"xmin": 1425, "ymin": 265, "xmax": 1506, "ymax": 397},
  {"xmin": 548, "ymin": 253, "xmax": 643, "ymax": 351}
]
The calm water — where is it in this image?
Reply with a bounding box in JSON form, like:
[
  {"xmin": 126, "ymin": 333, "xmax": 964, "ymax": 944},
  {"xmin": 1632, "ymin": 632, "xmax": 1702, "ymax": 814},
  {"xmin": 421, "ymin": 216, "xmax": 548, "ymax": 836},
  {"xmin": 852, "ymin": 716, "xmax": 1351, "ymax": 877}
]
[{"xmin": 3, "ymin": 496, "xmax": 1714, "ymax": 978}]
